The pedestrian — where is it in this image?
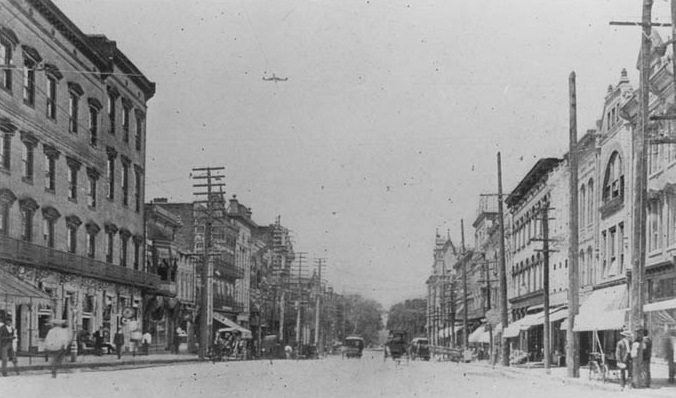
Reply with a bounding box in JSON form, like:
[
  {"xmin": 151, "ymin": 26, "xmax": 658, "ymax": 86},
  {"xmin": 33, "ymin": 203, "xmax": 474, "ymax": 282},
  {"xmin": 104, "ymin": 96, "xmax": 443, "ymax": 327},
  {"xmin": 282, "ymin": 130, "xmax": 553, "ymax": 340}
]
[
  {"xmin": 616, "ymin": 330, "xmax": 632, "ymax": 390},
  {"xmin": 142, "ymin": 330, "xmax": 152, "ymax": 355},
  {"xmin": 113, "ymin": 329, "xmax": 124, "ymax": 360},
  {"xmin": 642, "ymin": 328, "xmax": 652, "ymax": 387},
  {"xmin": 665, "ymin": 329, "xmax": 676, "ymax": 384},
  {"xmin": 0, "ymin": 317, "xmax": 19, "ymax": 376},
  {"xmin": 44, "ymin": 319, "xmax": 72, "ymax": 378},
  {"xmin": 92, "ymin": 327, "xmax": 104, "ymax": 356},
  {"xmin": 173, "ymin": 326, "xmax": 182, "ymax": 354}
]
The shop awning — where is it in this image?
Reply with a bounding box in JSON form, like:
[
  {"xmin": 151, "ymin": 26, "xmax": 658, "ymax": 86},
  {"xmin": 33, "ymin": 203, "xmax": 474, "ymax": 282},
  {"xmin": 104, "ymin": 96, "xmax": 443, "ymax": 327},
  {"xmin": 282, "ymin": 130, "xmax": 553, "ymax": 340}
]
[
  {"xmin": 549, "ymin": 307, "xmax": 568, "ymax": 323},
  {"xmin": 644, "ymin": 298, "xmax": 676, "ymax": 312},
  {"xmin": 0, "ymin": 268, "xmax": 52, "ymax": 305},
  {"xmin": 468, "ymin": 325, "xmax": 485, "ymax": 343},
  {"xmin": 503, "ymin": 312, "xmax": 544, "ymax": 338},
  {"xmin": 573, "ymin": 285, "xmax": 628, "ymax": 332},
  {"xmin": 213, "ymin": 311, "xmax": 252, "ymax": 338}
]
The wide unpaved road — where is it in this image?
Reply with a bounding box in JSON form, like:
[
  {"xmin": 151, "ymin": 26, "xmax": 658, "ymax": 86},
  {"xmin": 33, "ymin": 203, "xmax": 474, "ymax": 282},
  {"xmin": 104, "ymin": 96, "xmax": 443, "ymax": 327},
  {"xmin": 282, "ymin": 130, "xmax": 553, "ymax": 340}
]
[{"xmin": 0, "ymin": 351, "xmax": 621, "ymax": 398}]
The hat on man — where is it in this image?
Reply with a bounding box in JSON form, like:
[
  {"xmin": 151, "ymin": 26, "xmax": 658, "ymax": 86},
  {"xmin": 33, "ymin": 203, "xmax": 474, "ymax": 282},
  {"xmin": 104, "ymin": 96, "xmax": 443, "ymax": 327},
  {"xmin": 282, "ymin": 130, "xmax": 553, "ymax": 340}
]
[{"xmin": 621, "ymin": 330, "xmax": 633, "ymax": 338}]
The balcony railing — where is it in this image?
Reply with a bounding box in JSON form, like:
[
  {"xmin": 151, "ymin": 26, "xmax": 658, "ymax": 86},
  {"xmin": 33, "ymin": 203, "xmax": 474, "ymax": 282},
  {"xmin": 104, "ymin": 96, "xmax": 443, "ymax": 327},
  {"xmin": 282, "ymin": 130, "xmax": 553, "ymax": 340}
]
[{"xmin": 0, "ymin": 234, "xmax": 161, "ymax": 290}]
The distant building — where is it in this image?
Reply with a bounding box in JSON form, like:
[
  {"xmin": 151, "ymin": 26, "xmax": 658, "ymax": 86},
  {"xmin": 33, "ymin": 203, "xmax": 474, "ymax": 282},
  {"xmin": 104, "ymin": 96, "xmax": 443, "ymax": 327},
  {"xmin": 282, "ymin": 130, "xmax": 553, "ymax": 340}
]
[{"xmin": 0, "ymin": 0, "xmax": 155, "ymax": 353}]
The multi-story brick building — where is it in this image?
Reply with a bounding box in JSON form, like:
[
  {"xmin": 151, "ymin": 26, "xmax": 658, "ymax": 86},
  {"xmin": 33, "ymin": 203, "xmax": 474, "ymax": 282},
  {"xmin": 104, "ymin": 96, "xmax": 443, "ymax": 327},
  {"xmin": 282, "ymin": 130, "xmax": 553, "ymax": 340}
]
[{"xmin": 0, "ymin": 0, "xmax": 155, "ymax": 353}]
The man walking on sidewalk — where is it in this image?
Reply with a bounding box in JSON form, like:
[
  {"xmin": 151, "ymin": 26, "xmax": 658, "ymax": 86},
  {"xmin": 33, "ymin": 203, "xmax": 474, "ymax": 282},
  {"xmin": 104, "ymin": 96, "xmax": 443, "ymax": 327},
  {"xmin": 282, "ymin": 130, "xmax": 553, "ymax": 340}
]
[
  {"xmin": 616, "ymin": 330, "xmax": 633, "ymax": 390},
  {"xmin": 0, "ymin": 317, "xmax": 19, "ymax": 376},
  {"xmin": 114, "ymin": 330, "xmax": 124, "ymax": 359},
  {"xmin": 44, "ymin": 319, "xmax": 72, "ymax": 378}
]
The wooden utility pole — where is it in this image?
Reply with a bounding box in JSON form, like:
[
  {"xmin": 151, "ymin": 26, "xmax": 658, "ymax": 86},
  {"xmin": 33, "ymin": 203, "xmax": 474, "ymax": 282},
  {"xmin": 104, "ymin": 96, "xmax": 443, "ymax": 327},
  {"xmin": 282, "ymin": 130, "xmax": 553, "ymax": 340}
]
[
  {"xmin": 295, "ymin": 252, "xmax": 306, "ymax": 353},
  {"xmin": 541, "ymin": 204, "xmax": 551, "ymax": 373},
  {"xmin": 314, "ymin": 258, "xmax": 325, "ymax": 351},
  {"xmin": 631, "ymin": 0, "xmax": 653, "ymax": 388},
  {"xmin": 497, "ymin": 152, "xmax": 509, "ymax": 367},
  {"xmin": 566, "ymin": 72, "xmax": 580, "ymax": 378},
  {"xmin": 461, "ymin": 219, "xmax": 468, "ymax": 348},
  {"xmin": 192, "ymin": 166, "xmax": 225, "ymax": 360}
]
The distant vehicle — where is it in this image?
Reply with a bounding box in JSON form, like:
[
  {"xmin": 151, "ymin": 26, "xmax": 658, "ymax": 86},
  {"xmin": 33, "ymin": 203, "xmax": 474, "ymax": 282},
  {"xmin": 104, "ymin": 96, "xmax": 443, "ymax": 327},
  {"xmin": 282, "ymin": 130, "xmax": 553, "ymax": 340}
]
[
  {"xmin": 409, "ymin": 337, "xmax": 430, "ymax": 361},
  {"xmin": 384, "ymin": 330, "xmax": 408, "ymax": 361},
  {"xmin": 342, "ymin": 336, "xmax": 365, "ymax": 359}
]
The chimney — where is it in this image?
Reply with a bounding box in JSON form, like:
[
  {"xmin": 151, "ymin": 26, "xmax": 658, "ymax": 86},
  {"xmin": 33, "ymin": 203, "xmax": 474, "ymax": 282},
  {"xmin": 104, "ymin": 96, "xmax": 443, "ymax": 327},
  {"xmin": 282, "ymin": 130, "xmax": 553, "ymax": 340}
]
[{"xmin": 229, "ymin": 195, "xmax": 240, "ymax": 214}]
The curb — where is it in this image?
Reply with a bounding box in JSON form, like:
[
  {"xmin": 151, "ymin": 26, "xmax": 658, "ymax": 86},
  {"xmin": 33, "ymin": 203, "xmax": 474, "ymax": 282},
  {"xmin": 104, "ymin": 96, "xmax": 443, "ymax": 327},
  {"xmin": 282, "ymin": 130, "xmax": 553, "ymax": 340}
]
[
  {"xmin": 12, "ymin": 356, "xmax": 201, "ymax": 374},
  {"xmin": 466, "ymin": 362, "xmax": 675, "ymax": 398}
]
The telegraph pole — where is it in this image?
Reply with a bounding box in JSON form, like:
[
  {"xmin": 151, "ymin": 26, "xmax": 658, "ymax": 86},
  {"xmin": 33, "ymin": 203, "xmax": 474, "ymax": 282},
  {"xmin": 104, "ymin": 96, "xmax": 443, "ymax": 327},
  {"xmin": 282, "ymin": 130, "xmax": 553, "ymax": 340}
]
[
  {"xmin": 314, "ymin": 258, "xmax": 325, "ymax": 352},
  {"xmin": 497, "ymin": 152, "xmax": 509, "ymax": 367},
  {"xmin": 192, "ymin": 166, "xmax": 225, "ymax": 360},
  {"xmin": 566, "ymin": 72, "xmax": 580, "ymax": 378},
  {"xmin": 461, "ymin": 219, "xmax": 468, "ymax": 348},
  {"xmin": 631, "ymin": 0, "xmax": 653, "ymax": 388},
  {"xmin": 541, "ymin": 203, "xmax": 551, "ymax": 373},
  {"xmin": 295, "ymin": 252, "xmax": 307, "ymax": 353}
]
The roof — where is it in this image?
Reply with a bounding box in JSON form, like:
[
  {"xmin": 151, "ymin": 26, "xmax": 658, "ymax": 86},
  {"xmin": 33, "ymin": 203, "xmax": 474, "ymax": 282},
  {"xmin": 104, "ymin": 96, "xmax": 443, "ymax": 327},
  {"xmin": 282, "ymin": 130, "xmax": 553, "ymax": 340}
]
[{"xmin": 505, "ymin": 158, "xmax": 562, "ymax": 208}]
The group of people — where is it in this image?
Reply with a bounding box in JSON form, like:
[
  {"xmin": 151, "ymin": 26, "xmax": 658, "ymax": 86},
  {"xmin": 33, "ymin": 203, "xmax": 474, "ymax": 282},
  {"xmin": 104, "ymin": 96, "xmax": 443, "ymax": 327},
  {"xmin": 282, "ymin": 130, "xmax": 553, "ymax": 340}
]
[{"xmin": 615, "ymin": 328, "xmax": 653, "ymax": 390}]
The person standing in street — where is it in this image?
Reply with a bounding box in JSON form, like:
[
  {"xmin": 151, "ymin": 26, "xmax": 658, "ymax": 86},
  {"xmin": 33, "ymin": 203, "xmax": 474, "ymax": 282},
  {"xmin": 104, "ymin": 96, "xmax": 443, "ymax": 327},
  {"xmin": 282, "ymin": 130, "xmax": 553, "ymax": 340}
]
[
  {"xmin": 616, "ymin": 330, "xmax": 632, "ymax": 390},
  {"xmin": 0, "ymin": 317, "xmax": 19, "ymax": 376},
  {"xmin": 142, "ymin": 330, "xmax": 152, "ymax": 355},
  {"xmin": 173, "ymin": 326, "xmax": 182, "ymax": 354},
  {"xmin": 44, "ymin": 319, "xmax": 72, "ymax": 378},
  {"xmin": 642, "ymin": 328, "xmax": 652, "ymax": 387},
  {"xmin": 113, "ymin": 329, "xmax": 124, "ymax": 359},
  {"xmin": 92, "ymin": 327, "xmax": 104, "ymax": 356}
]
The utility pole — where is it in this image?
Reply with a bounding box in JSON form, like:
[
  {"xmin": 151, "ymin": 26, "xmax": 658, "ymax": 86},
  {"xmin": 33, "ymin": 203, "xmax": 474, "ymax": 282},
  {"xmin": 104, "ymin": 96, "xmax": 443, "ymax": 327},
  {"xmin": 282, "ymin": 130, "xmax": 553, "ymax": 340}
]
[
  {"xmin": 566, "ymin": 72, "xmax": 580, "ymax": 378},
  {"xmin": 192, "ymin": 166, "xmax": 225, "ymax": 360},
  {"xmin": 314, "ymin": 258, "xmax": 325, "ymax": 352},
  {"xmin": 295, "ymin": 252, "xmax": 307, "ymax": 353},
  {"xmin": 541, "ymin": 203, "xmax": 551, "ymax": 374},
  {"xmin": 497, "ymin": 152, "xmax": 509, "ymax": 367},
  {"xmin": 461, "ymin": 219, "xmax": 468, "ymax": 348},
  {"xmin": 630, "ymin": 0, "xmax": 653, "ymax": 388}
]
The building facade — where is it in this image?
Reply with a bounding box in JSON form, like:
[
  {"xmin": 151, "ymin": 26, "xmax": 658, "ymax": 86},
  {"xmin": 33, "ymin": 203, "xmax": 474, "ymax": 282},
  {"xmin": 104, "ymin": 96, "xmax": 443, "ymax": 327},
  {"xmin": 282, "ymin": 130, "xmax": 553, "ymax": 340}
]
[{"xmin": 0, "ymin": 0, "xmax": 156, "ymax": 353}]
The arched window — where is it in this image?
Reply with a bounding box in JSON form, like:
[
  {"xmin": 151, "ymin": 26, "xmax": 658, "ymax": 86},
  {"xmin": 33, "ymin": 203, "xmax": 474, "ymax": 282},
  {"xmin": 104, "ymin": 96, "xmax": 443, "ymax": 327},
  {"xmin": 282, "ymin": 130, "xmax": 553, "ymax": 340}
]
[
  {"xmin": 580, "ymin": 185, "xmax": 586, "ymax": 226},
  {"xmin": 588, "ymin": 179, "xmax": 594, "ymax": 224},
  {"xmin": 603, "ymin": 152, "xmax": 624, "ymax": 202}
]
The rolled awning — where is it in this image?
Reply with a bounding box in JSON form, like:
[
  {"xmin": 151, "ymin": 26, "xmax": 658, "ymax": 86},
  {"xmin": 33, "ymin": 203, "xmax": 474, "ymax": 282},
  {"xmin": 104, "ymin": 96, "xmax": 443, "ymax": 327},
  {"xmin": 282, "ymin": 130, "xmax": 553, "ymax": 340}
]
[
  {"xmin": 213, "ymin": 311, "xmax": 252, "ymax": 338},
  {"xmin": 573, "ymin": 285, "xmax": 628, "ymax": 332}
]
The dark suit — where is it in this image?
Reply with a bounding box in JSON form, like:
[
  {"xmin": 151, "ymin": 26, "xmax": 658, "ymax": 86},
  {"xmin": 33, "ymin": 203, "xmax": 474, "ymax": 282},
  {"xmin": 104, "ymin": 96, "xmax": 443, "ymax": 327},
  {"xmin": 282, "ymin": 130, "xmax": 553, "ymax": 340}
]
[{"xmin": 0, "ymin": 324, "xmax": 18, "ymax": 376}]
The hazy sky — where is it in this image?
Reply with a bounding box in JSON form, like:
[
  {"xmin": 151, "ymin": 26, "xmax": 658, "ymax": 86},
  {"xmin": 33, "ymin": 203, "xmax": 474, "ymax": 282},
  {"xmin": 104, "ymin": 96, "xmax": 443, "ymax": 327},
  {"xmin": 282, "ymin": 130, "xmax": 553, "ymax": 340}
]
[{"xmin": 54, "ymin": 0, "xmax": 670, "ymax": 308}]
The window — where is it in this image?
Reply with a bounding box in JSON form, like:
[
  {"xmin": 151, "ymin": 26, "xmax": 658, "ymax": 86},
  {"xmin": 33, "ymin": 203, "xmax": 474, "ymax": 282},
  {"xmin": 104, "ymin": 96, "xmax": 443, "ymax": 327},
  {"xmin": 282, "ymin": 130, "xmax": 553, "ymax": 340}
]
[
  {"xmin": 619, "ymin": 222, "xmax": 625, "ymax": 274},
  {"xmin": 579, "ymin": 185, "xmax": 586, "ymax": 226},
  {"xmin": 67, "ymin": 224, "xmax": 77, "ymax": 253},
  {"xmin": 0, "ymin": 133, "xmax": 11, "ymax": 170},
  {"xmin": 133, "ymin": 238, "xmax": 141, "ymax": 270},
  {"xmin": 87, "ymin": 170, "xmax": 97, "ymax": 208},
  {"xmin": 0, "ymin": 39, "xmax": 12, "ymax": 91},
  {"xmin": 43, "ymin": 218, "xmax": 55, "ymax": 248},
  {"xmin": 588, "ymin": 179, "xmax": 594, "ymax": 224},
  {"xmin": 107, "ymin": 91, "xmax": 117, "ymax": 135},
  {"xmin": 86, "ymin": 223, "xmax": 99, "ymax": 259},
  {"xmin": 46, "ymin": 75, "xmax": 57, "ymax": 120},
  {"xmin": 121, "ymin": 160, "xmax": 129, "ymax": 206},
  {"xmin": 134, "ymin": 167, "xmax": 142, "ymax": 212},
  {"xmin": 88, "ymin": 106, "xmax": 98, "ymax": 146},
  {"xmin": 0, "ymin": 200, "xmax": 9, "ymax": 236},
  {"xmin": 122, "ymin": 106, "xmax": 130, "ymax": 143},
  {"xmin": 44, "ymin": 153, "xmax": 56, "ymax": 191},
  {"xmin": 20, "ymin": 207, "xmax": 33, "ymax": 242},
  {"xmin": 106, "ymin": 149, "xmax": 116, "ymax": 200},
  {"xmin": 22, "ymin": 141, "xmax": 33, "ymax": 182},
  {"xmin": 603, "ymin": 152, "xmax": 624, "ymax": 203},
  {"xmin": 135, "ymin": 111, "xmax": 144, "ymax": 151},
  {"xmin": 119, "ymin": 232, "xmax": 129, "ymax": 267},
  {"xmin": 106, "ymin": 231, "xmax": 115, "ymax": 263},
  {"xmin": 22, "ymin": 59, "xmax": 35, "ymax": 105},
  {"xmin": 67, "ymin": 158, "xmax": 80, "ymax": 201},
  {"xmin": 66, "ymin": 92, "xmax": 78, "ymax": 133}
]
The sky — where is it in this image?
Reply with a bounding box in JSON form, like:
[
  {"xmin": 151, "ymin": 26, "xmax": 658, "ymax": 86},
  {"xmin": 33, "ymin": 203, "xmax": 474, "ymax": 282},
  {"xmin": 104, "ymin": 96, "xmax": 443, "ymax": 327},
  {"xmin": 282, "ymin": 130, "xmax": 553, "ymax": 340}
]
[{"xmin": 52, "ymin": 0, "xmax": 673, "ymax": 309}]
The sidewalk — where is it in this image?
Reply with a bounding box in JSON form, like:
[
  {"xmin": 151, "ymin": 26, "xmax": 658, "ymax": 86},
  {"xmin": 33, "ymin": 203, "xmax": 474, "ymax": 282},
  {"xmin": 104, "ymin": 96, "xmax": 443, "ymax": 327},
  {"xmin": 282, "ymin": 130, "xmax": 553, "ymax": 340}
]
[
  {"xmin": 467, "ymin": 360, "xmax": 676, "ymax": 398},
  {"xmin": 2, "ymin": 351, "xmax": 200, "ymax": 375}
]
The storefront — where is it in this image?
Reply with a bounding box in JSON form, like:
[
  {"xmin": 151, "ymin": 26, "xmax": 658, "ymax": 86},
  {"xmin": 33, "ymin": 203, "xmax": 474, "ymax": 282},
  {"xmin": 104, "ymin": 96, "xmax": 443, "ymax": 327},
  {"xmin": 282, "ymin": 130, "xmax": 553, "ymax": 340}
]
[{"xmin": 573, "ymin": 284, "xmax": 627, "ymax": 365}]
